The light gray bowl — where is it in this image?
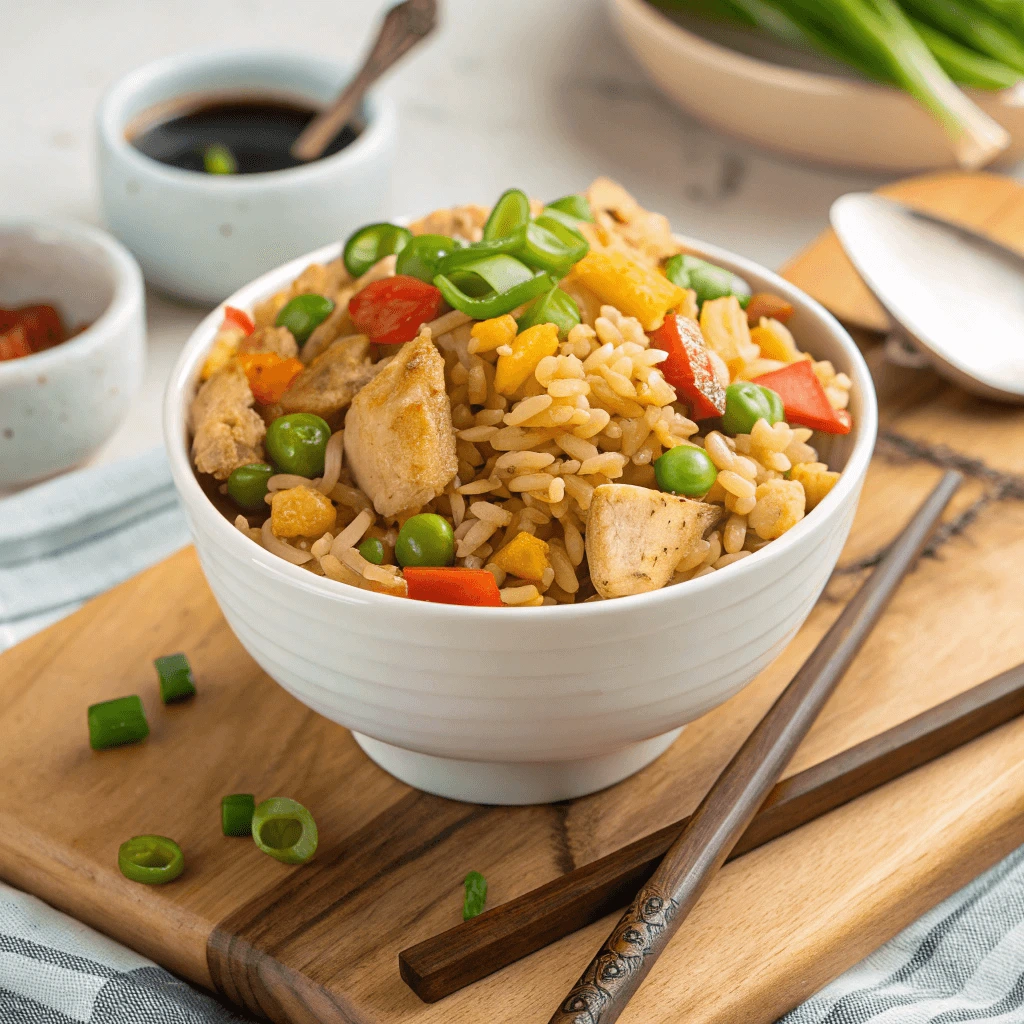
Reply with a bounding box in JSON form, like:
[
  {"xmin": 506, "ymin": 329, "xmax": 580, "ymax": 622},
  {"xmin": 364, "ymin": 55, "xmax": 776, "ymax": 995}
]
[{"xmin": 0, "ymin": 219, "xmax": 145, "ymax": 489}]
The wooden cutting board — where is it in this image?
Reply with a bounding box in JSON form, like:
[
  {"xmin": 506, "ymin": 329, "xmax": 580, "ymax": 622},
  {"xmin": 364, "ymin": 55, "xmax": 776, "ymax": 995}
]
[{"xmin": 4, "ymin": 171, "xmax": 1024, "ymax": 1024}]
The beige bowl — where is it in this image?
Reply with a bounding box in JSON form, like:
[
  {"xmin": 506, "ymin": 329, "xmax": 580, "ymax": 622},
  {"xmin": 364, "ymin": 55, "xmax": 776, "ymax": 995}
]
[{"xmin": 611, "ymin": 0, "xmax": 1024, "ymax": 173}]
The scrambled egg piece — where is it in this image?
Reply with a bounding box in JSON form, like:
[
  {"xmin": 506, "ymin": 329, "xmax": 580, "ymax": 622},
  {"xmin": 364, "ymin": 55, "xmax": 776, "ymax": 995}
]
[
  {"xmin": 790, "ymin": 462, "xmax": 840, "ymax": 510},
  {"xmin": 492, "ymin": 533, "xmax": 551, "ymax": 582},
  {"xmin": 270, "ymin": 487, "xmax": 337, "ymax": 538},
  {"xmin": 748, "ymin": 479, "xmax": 806, "ymax": 540}
]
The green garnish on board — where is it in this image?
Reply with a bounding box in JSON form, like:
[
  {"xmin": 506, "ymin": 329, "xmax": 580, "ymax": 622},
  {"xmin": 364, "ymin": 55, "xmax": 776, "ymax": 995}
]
[
  {"xmin": 88, "ymin": 695, "xmax": 149, "ymax": 750},
  {"xmin": 154, "ymin": 652, "xmax": 197, "ymax": 704},
  {"xmin": 463, "ymin": 870, "xmax": 488, "ymax": 920}
]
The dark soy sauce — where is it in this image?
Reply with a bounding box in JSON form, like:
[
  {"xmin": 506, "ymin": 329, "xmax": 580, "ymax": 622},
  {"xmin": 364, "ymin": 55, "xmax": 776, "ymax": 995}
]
[{"xmin": 129, "ymin": 94, "xmax": 360, "ymax": 174}]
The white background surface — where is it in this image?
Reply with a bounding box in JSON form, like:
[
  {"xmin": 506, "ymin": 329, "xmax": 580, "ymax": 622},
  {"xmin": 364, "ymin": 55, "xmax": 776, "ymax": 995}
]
[{"xmin": 1, "ymin": 0, "xmax": 994, "ymax": 469}]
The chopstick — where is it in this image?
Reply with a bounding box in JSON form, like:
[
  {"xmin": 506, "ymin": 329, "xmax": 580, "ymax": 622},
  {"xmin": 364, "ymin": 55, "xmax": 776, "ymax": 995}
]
[
  {"xmin": 399, "ymin": 471, "xmax": 964, "ymax": 1009},
  {"xmin": 400, "ymin": 654, "xmax": 1024, "ymax": 1001},
  {"xmin": 540, "ymin": 471, "xmax": 963, "ymax": 1024}
]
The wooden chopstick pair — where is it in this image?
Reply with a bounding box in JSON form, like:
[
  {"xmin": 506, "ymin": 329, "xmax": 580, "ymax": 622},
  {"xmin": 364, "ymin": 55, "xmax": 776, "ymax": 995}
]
[{"xmin": 400, "ymin": 471, "xmax": 1009, "ymax": 1018}]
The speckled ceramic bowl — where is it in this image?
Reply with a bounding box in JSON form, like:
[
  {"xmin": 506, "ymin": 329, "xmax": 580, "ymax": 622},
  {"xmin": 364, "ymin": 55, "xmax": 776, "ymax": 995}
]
[
  {"xmin": 164, "ymin": 237, "xmax": 877, "ymax": 805},
  {"xmin": 0, "ymin": 219, "xmax": 145, "ymax": 489}
]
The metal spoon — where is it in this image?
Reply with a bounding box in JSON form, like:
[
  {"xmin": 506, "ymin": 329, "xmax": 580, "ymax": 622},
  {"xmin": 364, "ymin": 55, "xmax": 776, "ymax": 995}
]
[
  {"xmin": 830, "ymin": 192, "xmax": 1024, "ymax": 403},
  {"xmin": 290, "ymin": 0, "xmax": 437, "ymax": 163}
]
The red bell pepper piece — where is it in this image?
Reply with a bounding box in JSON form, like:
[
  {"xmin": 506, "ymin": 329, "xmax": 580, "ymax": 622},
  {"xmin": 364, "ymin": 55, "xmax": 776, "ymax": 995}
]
[
  {"xmin": 223, "ymin": 305, "xmax": 255, "ymax": 336},
  {"xmin": 752, "ymin": 360, "xmax": 851, "ymax": 435},
  {"xmin": 348, "ymin": 275, "xmax": 444, "ymax": 346},
  {"xmin": 649, "ymin": 314, "xmax": 726, "ymax": 419},
  {"xmin": 0, "ymin": 326, "xmax": 33, "ymax": 361},
  {"xmin": 404, "ymin": 567, "xmax": 503, "ymax": 607}
]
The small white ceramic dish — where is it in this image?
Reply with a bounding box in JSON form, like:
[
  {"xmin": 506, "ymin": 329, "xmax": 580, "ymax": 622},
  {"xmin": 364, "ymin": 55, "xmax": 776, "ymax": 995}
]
[
  {"xmin": 164, "ymin": 238, "xmax": 877, "ymax": 806},
  {"xmin": 0, "ymin": 220, "xmax": 145, "ymax": 490},
  {"xmin": 611, "ymin": 0, "xmax": 1024, "ymax": 173},
  {"xmin": 96, "ymin": 47, "xmax": 397, "ymax": 305}
]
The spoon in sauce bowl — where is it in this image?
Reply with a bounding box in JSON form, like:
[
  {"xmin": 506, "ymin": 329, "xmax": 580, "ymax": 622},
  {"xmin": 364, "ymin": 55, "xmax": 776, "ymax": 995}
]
[{"xmin": 291, "ymin": 0, "xmax": 438, "ymax": 163}]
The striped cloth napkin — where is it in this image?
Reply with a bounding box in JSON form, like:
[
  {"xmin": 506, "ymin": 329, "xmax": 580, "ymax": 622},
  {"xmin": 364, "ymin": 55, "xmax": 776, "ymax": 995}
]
[{"xmin": 2, "ymin": 452, "xmax": 1024, "ymax": 1023}]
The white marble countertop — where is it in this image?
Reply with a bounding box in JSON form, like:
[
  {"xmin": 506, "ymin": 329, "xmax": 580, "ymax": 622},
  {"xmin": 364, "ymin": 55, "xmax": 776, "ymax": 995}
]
[{"xmin": 1, "ymin": 0, "xmax": 975, "ymax": 472}]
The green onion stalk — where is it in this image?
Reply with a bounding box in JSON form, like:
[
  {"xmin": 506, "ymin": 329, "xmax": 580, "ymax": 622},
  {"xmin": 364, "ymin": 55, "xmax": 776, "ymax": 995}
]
[{"xmin": 662, "ymin": 0, "xmax": 1012, "ymax": 168}]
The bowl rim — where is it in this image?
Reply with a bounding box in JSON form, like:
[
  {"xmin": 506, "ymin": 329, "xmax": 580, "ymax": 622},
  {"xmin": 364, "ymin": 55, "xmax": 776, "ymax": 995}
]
[
  {"xmin": 0, "ymin": 217, "xmax": 144, "ymax": 382},
  {"xmin": 95, "ymin": 44, "xmax": 397, "ymax": 191},
  {"xmin": 163, "ymin": 234, "xmax": 878, "ymax": 621}
]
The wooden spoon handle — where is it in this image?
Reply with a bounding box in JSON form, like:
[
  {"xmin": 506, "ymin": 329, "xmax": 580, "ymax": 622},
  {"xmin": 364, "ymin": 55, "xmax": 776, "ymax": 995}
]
[
  {"xmin": 291, "ymin": 0, "xmax": 437, "ymax": 162},
  {"xmin": 548, "ymin": 470, "xmax": 963, "ymax": 1024}
]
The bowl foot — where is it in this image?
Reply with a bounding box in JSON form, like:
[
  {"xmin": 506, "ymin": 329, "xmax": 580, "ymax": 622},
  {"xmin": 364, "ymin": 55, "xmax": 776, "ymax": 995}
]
[{"xmin": 350, "ymin": 728, "xmax": 684, "ymax": 805}]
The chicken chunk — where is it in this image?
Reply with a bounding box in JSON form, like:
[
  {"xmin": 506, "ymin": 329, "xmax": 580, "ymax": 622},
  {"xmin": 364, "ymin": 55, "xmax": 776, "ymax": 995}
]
[
  {"xmin": 277, "ymin": 334, "xmax": 379, "ymax": 423},
  {"xmin": 343, "ymin": 331, "xmax": 458, "ymax": 517},
  {"xmin": 190, "ymin": 365, "xmax": 266, "ymax": 480},
  {"xmin": 240, "ymin": 325, "xmax": 298, "ymax": 360},
  {"xmin": 585, "ymin": 484, "xmax": 720, "ymax": 599},
  {"xmin": 407, "ymin": 204, "xmax": 489, "ymax": 243}
]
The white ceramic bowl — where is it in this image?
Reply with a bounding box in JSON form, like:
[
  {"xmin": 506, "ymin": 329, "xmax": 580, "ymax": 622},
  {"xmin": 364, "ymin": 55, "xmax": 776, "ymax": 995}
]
[
  {"xmin": 164, "ymin": 239, "xmax": 877, "ymax": 805},
  {"xmin": 96, "ymin": 47, "xmax": 397, "ymax": 305},
  {"xmin": 611, "ymin": 0, "xmax": 1024, "ymax": 173},
  {"xmin": 0, "ymin": 220, "xmax": 145, "ymax": 489}
]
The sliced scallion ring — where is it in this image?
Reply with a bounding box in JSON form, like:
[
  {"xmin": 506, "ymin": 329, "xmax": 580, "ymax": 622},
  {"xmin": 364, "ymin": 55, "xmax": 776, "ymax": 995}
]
[
  {"xmin": 251, "ymin": 797, "xmax": 319, "ymax": 865},
  {"xmin": 342, "ymin": 223, "xmax": 412, "ymax": 278},
  {"xmin": 545, "ymin": 194, "xmax": 594, "ymax": 222},
  {"xmin": 118, "ymin": 835, "xmax": 184, "ymax": 885},
  {"xmin": 482, "ymin": 188, "xmax": 530, "ymax": 241},
  {"xmin": 516, "ymin": 283, "xmax": 581, "ymax": 337}
]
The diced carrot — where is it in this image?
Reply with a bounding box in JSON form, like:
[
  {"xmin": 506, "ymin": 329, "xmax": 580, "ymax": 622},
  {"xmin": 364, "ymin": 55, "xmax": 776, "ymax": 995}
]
[
  {"xmin": 404, "ymin": 567, "xmax": 502, "ymax": 607},
  {"xmin": 649, "ymin": 315, "xmax": 725, "ymax": 419},
  {"xmin": 223, "ymin": 305, "xmax": 255, "ymax": 336},
  {"xmin": 752, "ymin": 360, "xmax": 851, "ymax": 435},
  {"xmin": 746, "ymin": 293, "xmax": 794, "ymax": 327},
  {"xmin": 237, "ymin": 352, "xmax": 303, "ymax": 405}
]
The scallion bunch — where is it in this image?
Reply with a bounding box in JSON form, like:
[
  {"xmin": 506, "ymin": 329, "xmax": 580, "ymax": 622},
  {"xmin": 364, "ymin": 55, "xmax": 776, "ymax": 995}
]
[{"xmin": 660, "ymin": 0, "xmax": 1024, "ymax": 167}]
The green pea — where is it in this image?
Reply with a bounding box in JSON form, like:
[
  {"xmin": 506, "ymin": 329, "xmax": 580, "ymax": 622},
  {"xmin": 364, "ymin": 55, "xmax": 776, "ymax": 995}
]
[
  {"xmin": 358, "ymin": 537, "xmax": 385, "ymax": 565},
  {"xmin": 275, "ymin": 294, "xmax": 335, "ymax": 345},
  {"xmin": 265, "ymin": 414, "xmax": 331, "ymax": 478},
  {"xmin": 664, "ymin": 254, "xmax": 752, "ymax": 308},
  {"xmin": 654, "ymin": 445, "xmax": 718, "ymax": 497},
  {"xmin": 721, "ymin": 382, "xmax": 784, "ymax": 436},
  {"xmin": 227, "ymin": 463, "xmax": 274, "ymax": 510},
  {"xmin": 395, "ymin": 513, "xmax": 455, "ymax": 568},
  {"xmin": 395, "ymin": 234, "xmax": 457, "ymax": 283}
]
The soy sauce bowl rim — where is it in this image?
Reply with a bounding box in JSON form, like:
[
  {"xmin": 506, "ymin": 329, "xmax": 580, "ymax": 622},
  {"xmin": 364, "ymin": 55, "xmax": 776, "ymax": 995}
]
[{"xmin": 96, "ymin": 45, "xmax": 397, "ymax": 189}]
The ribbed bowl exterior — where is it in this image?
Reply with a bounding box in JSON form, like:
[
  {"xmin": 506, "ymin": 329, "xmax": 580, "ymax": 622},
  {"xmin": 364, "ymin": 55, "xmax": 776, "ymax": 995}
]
[{"xmin": 165, "ymin": 235, "xmax": 877, "ymax": 774}]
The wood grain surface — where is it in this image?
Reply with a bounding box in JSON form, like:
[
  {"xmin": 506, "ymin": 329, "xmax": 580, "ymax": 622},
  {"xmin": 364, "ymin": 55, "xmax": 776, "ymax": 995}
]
[{"xmin": 2, "ymin": 171, "xmax": 1024, "ymax": 1024}]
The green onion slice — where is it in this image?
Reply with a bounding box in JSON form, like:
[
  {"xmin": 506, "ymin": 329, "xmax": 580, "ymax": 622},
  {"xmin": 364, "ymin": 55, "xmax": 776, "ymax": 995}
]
[
  {"xmin": 221, "ymin": 794, "xmax": 256, "ymax": 837},
  {"xmin": 433, "ymin": 271, "xmax": 554, "ymax": 320},
  {"xmin": 395, "ymin": 234, "xmax": 457, "ymax": 283},
  {"xmin": 482, "ymin": 188, "xmax": 531, "ymax": 241},
  {"xmin": 545, "ymin": 194, "xmax": 594, "ymax": 222},
  {"xmin": 518, "ymin": 217, "xmax": 589, "ymax": 277},
  {"xmin": 435, "ymin": 229, "xmax": 529, "ymax": 275},
  {"xmin": 251, "ymin": 797, "xmax": 319, "ymax": 865},
  {"xmin": 118, "ymin": 835, "xmax": 184, "ymax": 885},
  {"xmin": 463, "ymin": 870, "xmax": 488, "ymax": 920},
  {"xmin": 343, "ymin": 223, "xmax": 412, "ymax": 278},
  {"xmin": 154, "ymin": 653, "xmax": 196, "ymax": 704},
  {"xmin": 88, "ymin": 695, "xmax": 149, "ymax": 750},
  {"xmin": 516, "ymin": 284, "xmax": 581, "ymax": 337}
]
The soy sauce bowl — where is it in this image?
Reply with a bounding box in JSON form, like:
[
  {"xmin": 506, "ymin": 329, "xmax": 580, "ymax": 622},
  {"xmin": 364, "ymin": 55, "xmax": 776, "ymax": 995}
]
[{"xmin": 96, "ymin": 47, "xmax": 397, "ymax": 305}]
